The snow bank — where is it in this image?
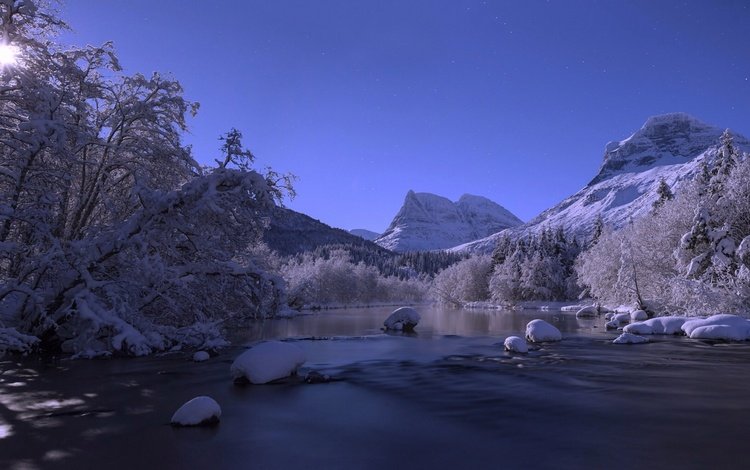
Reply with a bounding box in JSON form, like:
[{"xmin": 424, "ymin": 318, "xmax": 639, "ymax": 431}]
[
  {"xmin": 383, "ymin": 307, "xmax": 421, "ymax": 331},
  {"xmin": 171, "ymin": 396, "xmax": 221, "ymax": 426},
  {"xmin": 230, "ymin": 341, "xmax": 307, "ymax": 384},
  {"xmin": 682, "ymin": 314, "xmax": 750, "ymax": 341},
  {"xmin": 193, "ymin": 351, "xmax": 210, "ymax": 362},
  {"xmin": 525, "ymin": 319, "xmax": 562, "ymax": 343},
  {"xmin": 503, "ymin": 336, "xmax": 529, "ymax": 353},
  {"xmin": 630, "ymin": 310, "xmax": 648, "ymax": 321},
  {"xmin": 576, "ymin": 306, "xmax": 598, "ymax": 318},
  {"xmin": 613, "ymin": 333, "xmax": 649, "ymax": 344}
]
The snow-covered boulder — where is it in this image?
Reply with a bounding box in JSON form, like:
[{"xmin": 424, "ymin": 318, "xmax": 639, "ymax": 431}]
[
  {"xmin": 230, "ymin": 341, "xmax": 307, "ymax": 384},
  {"xmin": 689, "ymin": 325, "xmax": 748, "ymax": 341},
  {"xmin": 604, "ymin": 312, "xmax": 615, "ymax": 321},
  {"xmin": 623, "ymin": 322, "xmax": 653, "ymax": 335},
  {"xmin": 525, "ymin": 319, "xmax": 562, "ymax": 343},
  {"xmin": 624, "ymin": 316, "xmax": 688, "ymax": 336},
  {"xmin": 503, "ymin": 336, "xmax": 529, "ymax": 353},
  {"xmin": 193, "ymin": 351, "xmax": 210, "ymax": 362},
  {"xmin": 630, "ymin": 310, "xmax": 648, "ymax": 321},
  {"xmin": 606, "ymin": 312, "xmax": 631, "ymax": 330},
  {"xmin": 383, "ymin": 307, "xmax": 421, "ymax": 331},
  {"xmin": 682, "ymin": 314, "xmax": 750, "ymax": 340},
  {"xmin": 576, "ymin": 306, "xmax": 598, "ymax": 318},
  {"xmin": 171, "ymin": 396, "xmax": 221, "ymax": 426},
  {"xmin": 613, "ymin": 333, "xmax": 649, "ymax": 344}
]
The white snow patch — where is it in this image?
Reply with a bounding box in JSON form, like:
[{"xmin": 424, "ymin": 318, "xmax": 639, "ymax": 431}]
[
  {"xmin": 384, "ymin": 307, "xmax": 421, "ymax": 331},
  {"xmin": 171, "ymin": 396, "xmax": 221, "ymax": 426},
  {"xmin": 525, "ymin": 319, "xmax": 562, "ymax": 342},
  {"xmin": 503, "ymin": 336, "xmax": 528, "ymax": 353},
  {"xmin": 613, "ymin": 333, "xmax": 649, "ymax": 344},
  {"xmin": 230, "ymin": 341, "xmax": 307, "ymax": 384}
]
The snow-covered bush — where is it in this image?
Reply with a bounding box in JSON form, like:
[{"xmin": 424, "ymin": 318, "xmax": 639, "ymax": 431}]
[
  {"xmin": 281, "ymin": 249, "xmax": 428, "ymax": 306},
  {"xmin": 432, "ymin": 255, "xmax": 493, "ymax": 306}
]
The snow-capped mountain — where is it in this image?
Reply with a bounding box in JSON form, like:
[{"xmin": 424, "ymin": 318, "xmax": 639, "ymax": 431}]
[
  {"xmin": 349, "ymin": 229, "xmax": 380, "ymax": 241},
  {"xmin": 375, "ymin": 191, "xmax": 523, "ymax": 252},
  {"xmin": 454, "ymin": 113, "xmax": 750, "ymax": 254}
]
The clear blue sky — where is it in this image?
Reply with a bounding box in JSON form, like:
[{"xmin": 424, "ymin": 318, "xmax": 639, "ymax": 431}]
[{"xmin": 61, "ymin": 0, "xmax": 750, "ymax": 233}]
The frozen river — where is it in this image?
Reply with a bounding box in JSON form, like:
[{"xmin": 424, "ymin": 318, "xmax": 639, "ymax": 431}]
[{"xmin": 2, "ymin": 306, "xmax": 750, "ymax": 469}]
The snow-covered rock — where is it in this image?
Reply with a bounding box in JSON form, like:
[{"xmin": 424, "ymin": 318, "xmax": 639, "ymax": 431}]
[
  {"xmin": 503, "ymin": 336, "xmax": 529, "ymax": 353},
  {"xmin": 171, "ymin": 396, "xmax": 221, "ymax": 426},
  {"xmin": 682, "ymin": 314, "xmax": 750, "ymax": 341},
  {"xmin": 625, "ymin": 316, "xmax": 686, "ymax": 335},
  {"xmin": 376, "ymin": 191, "xmax": 522, "ymax": 252},
  {"xmin": 630, "ymin": 310, "xmax": 648, "ymax": 321},
  {"xmin": 576, "ymin": 306, "xmax": 598, "ymax": 318},
  {"xmin": 606, "ymin": 312, "xmax": 631, "ymax": 330},
  {"xmin": 230, "ymin": 341, "xmax": 307, "ymax": 384},
  {"xmin": 613, "ymin": 333, "xmax": 649, "ymax": 344},
  {"xmin": 604, "ymin": 312, "xmax": 615, "ymax": 321},
  {"xmin": 622, "ymin": 322, "xmax": 653, "ymax": 335},
  {"xmin": 193, "ymin": 351, "xmax": 210, "ymax": 362},
  {"xmin": 525, "ymin": 319, "xmax": 562, "ymax": 343},
  {"xmin": 383, "ymin": 307, "xmax": 421, "ymax": 331},
  {"xmin": 451, "ymin": 114, "xmax": 750, "ymax": 254}
]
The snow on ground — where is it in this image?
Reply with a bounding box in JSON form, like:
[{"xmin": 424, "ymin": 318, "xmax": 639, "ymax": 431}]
[
  {"xmin": 525, "ymin": 319, "xmax": 562, "ymax": 342},
  {"xmin": 384, "ymin": 307, "xmax": 421, "ymax": 331},
  {"xmin": 613, "ymin": 333, "xmax": 649, "ymax": 344},
  {"xmin": 503, "ymin": 336, "xmax": 529, "ymax": 353},
  {"xmin": 171, "ymin": 396, "xmax": 221, "ymax": 426},
  {"xmin": 682, "ymin": 314, "xmax": 750, "ymax": 341},
  {"xmin": 230, "ymin": 341, "xmax": 307, "ymax": 384}
]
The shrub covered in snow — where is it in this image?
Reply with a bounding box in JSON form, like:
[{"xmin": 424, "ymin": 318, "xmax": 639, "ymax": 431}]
[
  {"xmin": 230, "ymin": 341, "xmax": 307, "ymax": 384},
  {"xmin": 525, "ymin": 319, "xmax": 562, "ymax": 343},
  {"xmin": 383, "ymin": 307, "xmax": 421, "ymax": 331},
  {"xmin": 171, "ymin": 396, "xmax": 221, "ymax": 426},
  {"xmin": 432, "ymin": 255, "xmax": 494, "ymax": 306}
]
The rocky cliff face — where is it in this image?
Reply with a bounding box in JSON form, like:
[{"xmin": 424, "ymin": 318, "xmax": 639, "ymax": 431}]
[
  {"xmin": 375, "ymin": 191, "xmax": 523, "ymax": 252},
  {"xmin": 453, "ymin": 113, "xmax": 750, "ymax": 254}
]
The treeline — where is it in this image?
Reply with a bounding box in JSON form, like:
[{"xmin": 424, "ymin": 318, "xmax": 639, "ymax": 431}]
[{"xmin": 433, "ymin": 227, "xmax": 582, "ymax": 305}]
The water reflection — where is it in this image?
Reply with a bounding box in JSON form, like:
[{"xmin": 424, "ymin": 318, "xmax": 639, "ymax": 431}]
[{"xmin": 232, "ymin": 305, "xmax": 593, "ymax": 343}]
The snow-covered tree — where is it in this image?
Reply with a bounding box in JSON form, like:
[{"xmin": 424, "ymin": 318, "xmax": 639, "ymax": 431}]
[
  {"xmin": 432, "ymin": 255, "xmax": 493, "ymax": 306},
  {"xmin": 0, "ymin": 2, "xmax": 292, "ymax": 355}
]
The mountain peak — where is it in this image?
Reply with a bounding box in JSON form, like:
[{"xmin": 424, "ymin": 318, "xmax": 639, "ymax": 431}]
[
  {"xmin": 591, "ymin": 113, "xmax": 728, "ymax": 185},
  {"xmin": 375, "ymin": 191, "xmax": 522, "ymax": 252}
]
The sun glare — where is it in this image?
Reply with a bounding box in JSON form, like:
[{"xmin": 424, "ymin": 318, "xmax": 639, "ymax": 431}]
[{"xmin": 0, "ymin": 43, "xmax": 19, "ymax": 66}]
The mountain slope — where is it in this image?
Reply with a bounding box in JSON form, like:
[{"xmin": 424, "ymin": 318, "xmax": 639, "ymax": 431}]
[
  {"xmin": 349, "ymin": 229, "xmax": 380, "ymax": 241},
  {"xmin": 265, "ymin": 207, "xmax": 389, "ymax": 256},
  {"xmin": 375, "ymin": 191, "xmax": 523, "ymax": 252},
  {"xmin": 453, "ymin": 113, "xmax": 750, "ymax": 254}
]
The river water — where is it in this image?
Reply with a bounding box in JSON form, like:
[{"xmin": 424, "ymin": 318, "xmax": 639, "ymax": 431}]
[{"xmin": 2, "ymin": 306, "xmax": 750, "ymax": 469}]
